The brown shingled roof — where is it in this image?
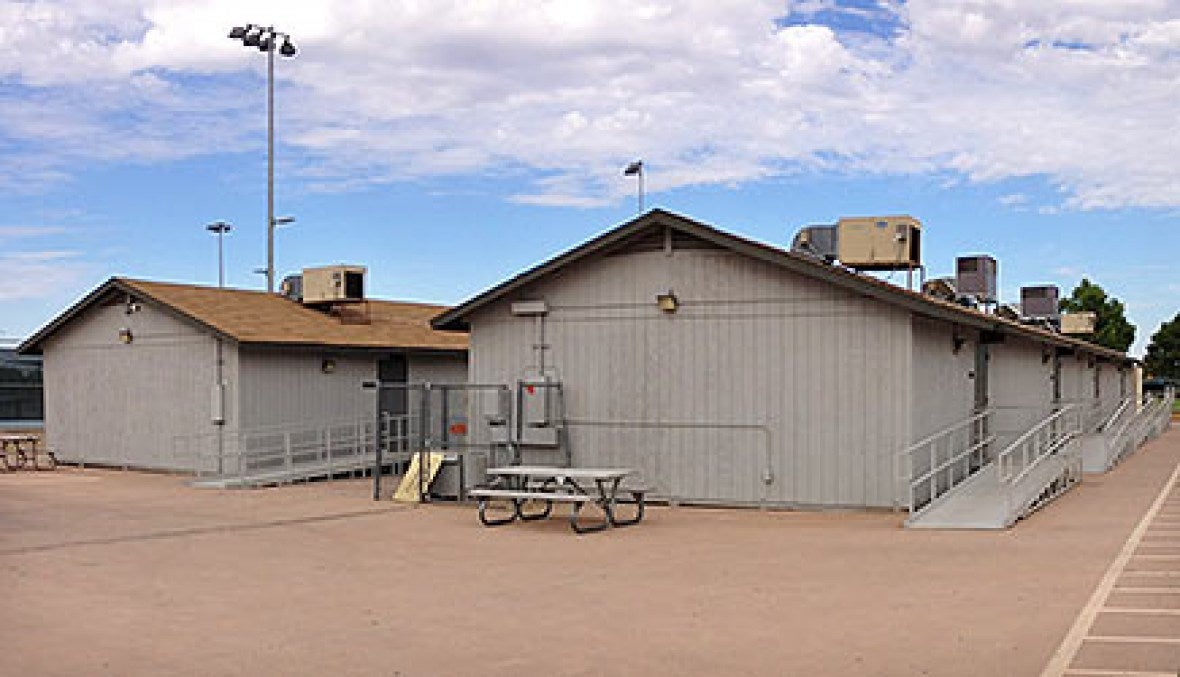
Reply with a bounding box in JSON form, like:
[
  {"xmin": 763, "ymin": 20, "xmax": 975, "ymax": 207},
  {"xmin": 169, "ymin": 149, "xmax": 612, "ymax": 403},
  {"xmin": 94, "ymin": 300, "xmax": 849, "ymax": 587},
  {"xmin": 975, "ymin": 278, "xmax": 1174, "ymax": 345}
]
[{"xmin": 20, "ymin": 278, "xmax": 467, "ymax": 354}]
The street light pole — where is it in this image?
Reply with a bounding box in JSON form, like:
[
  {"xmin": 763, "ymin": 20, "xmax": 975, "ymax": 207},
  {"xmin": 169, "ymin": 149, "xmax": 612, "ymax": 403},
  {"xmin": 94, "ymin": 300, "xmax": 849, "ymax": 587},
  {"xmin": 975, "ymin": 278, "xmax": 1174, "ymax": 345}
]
[
  {"xmin": 267, "ymin": 41, "xmax": 275, "ymax": 293},
  {"xmin": 623, "ymin": 160, "xmax": 644, "ymax": 215},
  {"xmin": 206, "ymin": 221, "xmax": 233, "ymax": 288},
  {"xmin": 228, "ymin": 24, "xmax": 297, "ymax": 293}
]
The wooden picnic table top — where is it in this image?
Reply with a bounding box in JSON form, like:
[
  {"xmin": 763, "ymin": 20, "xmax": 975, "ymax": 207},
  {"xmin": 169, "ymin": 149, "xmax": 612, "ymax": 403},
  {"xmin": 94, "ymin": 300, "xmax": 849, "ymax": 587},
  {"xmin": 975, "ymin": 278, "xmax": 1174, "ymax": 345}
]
[
  {"xmin": 0, "ymin": 434, "xmax": 39, "ymax": 443},
  {"xmin": 485, "ymin": 466, "xmax": 634, "ymax": 480}
]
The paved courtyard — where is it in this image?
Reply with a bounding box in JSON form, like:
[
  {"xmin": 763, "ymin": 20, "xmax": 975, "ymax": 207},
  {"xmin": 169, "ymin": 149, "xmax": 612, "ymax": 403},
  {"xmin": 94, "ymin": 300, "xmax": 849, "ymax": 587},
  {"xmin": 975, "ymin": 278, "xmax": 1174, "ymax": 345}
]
[{"xmin": 3, "ymin": 429, "xmax": 1179, "ymax": 676}]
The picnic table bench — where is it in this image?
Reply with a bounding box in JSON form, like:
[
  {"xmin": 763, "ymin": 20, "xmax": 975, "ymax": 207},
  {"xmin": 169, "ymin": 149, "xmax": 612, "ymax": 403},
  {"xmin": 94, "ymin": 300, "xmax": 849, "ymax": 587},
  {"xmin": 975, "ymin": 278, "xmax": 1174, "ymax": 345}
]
[
  {"xmin": 469, "ymin": 466, "xmax": 651, "ymax": 534},
  {"xmin": 0, "ymin": 434, "xmax": 55, "ymax": 471}
]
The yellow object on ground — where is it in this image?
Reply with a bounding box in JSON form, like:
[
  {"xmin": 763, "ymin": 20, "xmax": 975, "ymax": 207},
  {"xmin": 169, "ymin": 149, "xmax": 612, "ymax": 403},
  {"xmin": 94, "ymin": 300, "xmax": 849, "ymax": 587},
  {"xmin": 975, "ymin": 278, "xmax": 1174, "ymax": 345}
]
[{"xmin": 393, "ymin": 453, "xmax": 446, "ymax": 502}]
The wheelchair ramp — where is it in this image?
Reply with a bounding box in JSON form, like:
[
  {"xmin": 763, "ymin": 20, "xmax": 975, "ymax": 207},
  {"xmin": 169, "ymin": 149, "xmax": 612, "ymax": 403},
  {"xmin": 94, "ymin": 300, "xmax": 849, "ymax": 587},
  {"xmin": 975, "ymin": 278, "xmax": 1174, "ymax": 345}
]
[
  {"xmin": 1082, "ymin": 395, "xmax": 1174, "ymax": 473},
  {"xmin": 905, "ymin": 452, "xmax": 1077, "ymax": 529},
  {"xmin": 904, "ymin": 406, "xmax": 1084, "ymax": 530},
  {"xmin": 177, "ymin": 418, "xmax": 379, "ymax": 489}
]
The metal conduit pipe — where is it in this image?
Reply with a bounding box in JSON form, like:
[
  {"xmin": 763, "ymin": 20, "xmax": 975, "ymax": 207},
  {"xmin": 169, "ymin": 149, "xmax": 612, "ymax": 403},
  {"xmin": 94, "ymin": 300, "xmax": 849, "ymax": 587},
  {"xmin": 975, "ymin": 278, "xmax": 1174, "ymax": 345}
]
[{"xmin": 562, "ymin": 419, "xmax": 774, "ymax": 505}]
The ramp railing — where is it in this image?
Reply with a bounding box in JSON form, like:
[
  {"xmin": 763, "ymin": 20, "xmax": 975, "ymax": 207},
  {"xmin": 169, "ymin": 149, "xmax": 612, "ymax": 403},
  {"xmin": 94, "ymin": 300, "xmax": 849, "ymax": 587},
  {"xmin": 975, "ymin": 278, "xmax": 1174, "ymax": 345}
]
[
  {"xmin": 996, "ymin": 404, "xmax": 1082, "ymax": 488},
  {"xmin": 1097, "ymin": 397, "xmax": 1133, "ymax": 434},
  {"xmin": 894, "ymin": 410, "xmax": 994, "ymax": 513},
  {"xmin": 174, "ymin": 417, "xmax": 378, "ymax": 487},
  {"xmin": 1108, "ymin": 392, "xmax": 1174, "ymax": 467}
]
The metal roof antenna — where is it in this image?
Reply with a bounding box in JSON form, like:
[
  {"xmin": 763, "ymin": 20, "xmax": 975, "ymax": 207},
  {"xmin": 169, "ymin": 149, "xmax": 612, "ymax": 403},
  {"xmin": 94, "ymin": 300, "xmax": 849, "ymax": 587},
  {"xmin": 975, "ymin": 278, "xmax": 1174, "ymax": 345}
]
[{"xmin": 623, "ymin": 160, "xmax": 644, "ymax": 215}]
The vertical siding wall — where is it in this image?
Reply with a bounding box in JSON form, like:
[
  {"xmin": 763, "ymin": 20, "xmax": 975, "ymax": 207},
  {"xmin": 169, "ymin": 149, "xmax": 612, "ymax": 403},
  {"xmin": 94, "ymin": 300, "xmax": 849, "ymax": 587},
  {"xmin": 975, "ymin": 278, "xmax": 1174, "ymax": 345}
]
[
  {"xmin": 989, "ymin": 336, "xmax": 1055, "ymax": 445},
  {"xmin": 468, "ymin": 246, "xmax": 912, "ymax": 508},
  {"xmin": 910, "ymin": 318, "xmax": 977, "ymax": 441},
  {"xmin": 42, "ymin": 301, "xmax": 233, "ymax": 469},
  {"xmin": 237, "ymin": 348, "xmax": 377, "ymax": 429},
  {"xmin": 408, "ymin": 353, "xmax": 469, "ymax": 385}
]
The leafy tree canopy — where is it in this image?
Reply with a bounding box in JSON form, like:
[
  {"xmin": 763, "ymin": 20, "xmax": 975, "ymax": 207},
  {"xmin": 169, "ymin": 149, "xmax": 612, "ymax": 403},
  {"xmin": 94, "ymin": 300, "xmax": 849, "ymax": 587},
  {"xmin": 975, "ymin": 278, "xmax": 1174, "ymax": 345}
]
[
  {"xmin": 1059, "ymin": 278, "xmax": 1136, "ymax": 352},
  {"xmin": 1145, "ymin": 312, "xmax": 1180, "ymax": 380}
]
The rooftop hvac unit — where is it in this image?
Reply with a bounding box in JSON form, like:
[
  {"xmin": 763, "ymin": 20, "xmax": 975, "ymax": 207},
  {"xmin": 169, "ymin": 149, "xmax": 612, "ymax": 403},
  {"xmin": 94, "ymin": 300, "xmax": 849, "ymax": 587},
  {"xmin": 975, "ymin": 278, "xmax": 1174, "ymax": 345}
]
[
  {"xmin": 279, "ymin": 274, "xmax": 303, "ymax": 302},
  {"xmin": 955, "ymin": 255, "xmax": 998, "ymax": 304},
  {"xmin": 836, "ymin": 215, "xmax": 921, "ymax": 270},
  {"xmin": 1061, "ymin": 311, "xmax": 1096, "ymax": 335},
  {"xmin": 790, "ymin": 224, "xmax": 838, "ymax": 263},
  {"xmin": 997, "ymin": 304, "xmax": 1021, "ymax": 321},
  {"xmin": 1021, "ymin": 285, "xmax": 1060, "ymax": 320},
  {"xmin": 921, "ymin": 277, "xmax": 957, "ymax": 302},
  {"xmin": 301, "ymin": 265, "xmax": 366, "ymax": 305}
]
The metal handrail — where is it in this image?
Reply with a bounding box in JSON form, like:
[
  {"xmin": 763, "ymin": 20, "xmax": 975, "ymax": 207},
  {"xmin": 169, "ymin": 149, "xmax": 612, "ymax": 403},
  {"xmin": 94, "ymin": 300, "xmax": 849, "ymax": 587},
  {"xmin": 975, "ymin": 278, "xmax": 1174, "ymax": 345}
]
[
  {"xmin": 996, "ymin": 404, "xmax": 1081, "ymax": 486},
  {"xmin": 1098, "ymin": 397, "xmax": 1133, "ymax": 433},
  {"xmin": 894, "ymin": 409, "xmax": 993, "ymax": 513},
  {"xmin": 173, "ymin": 417, "xmax": 378, "ymax": 483}
]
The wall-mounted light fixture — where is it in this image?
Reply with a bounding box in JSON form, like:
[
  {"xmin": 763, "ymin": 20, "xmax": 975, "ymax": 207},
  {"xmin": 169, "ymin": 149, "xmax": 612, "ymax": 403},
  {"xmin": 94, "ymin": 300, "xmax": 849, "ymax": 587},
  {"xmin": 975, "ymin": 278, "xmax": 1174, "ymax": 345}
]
[
  {"xmin": 1042, "ymin": 347, "xmax": 1052, "ymax": 364},
  {"xmin": 118, "ymin": 328, "xmax": 134, "ymax": 344},
  {"xmin": 656, "ymin": 291, "xmax": 679, "ymax": 313},
  {"xmin": 321, "ymin": 358, "xmax": 337, "ymax": 374}
]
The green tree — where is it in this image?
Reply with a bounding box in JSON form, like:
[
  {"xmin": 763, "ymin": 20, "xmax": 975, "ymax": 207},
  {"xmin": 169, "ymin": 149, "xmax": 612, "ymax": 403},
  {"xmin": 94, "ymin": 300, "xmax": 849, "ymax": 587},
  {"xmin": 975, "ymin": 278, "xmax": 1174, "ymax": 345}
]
[
  {"xmin": 1059, "ymin": 278, "xmax": 1136, "ymax": 352},
  {"xmin": 1144, "ymin": 313, "xmax": 1180, "ymax": 380}
]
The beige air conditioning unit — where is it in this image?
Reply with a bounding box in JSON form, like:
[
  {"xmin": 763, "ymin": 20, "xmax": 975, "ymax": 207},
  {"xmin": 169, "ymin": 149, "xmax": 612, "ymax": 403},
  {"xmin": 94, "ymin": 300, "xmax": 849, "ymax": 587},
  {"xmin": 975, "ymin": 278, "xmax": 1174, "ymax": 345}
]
[
  {"xmin": 836, "ymin": 215, "xmax": 922, "ymax": 270},
  {"xmin": 301, "ymin": 265, "xmax": 367, "ymax": 305},
  {"xmin": 1060, "ymin": 311, "xmax": 1096, "ymax": 335}
]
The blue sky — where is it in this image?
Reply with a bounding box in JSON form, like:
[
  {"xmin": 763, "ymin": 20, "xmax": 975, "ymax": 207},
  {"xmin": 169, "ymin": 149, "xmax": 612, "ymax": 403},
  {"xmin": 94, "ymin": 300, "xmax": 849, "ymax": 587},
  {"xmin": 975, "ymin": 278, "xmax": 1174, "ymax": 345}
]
[{"xmin": 1, "ymin": 1, "xmax": 1177, "ymax": 355}]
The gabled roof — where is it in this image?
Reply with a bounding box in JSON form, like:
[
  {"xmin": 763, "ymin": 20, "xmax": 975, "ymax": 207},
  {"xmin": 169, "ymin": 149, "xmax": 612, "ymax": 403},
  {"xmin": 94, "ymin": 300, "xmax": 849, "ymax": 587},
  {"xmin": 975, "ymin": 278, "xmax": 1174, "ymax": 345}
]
[
  {"xmin": 19, "ymin": 277, "xmax": 468, "ymax": 355},
  {"xmin": 432, "ymin": 209, "xmax": 1129, "ymax": 363}
]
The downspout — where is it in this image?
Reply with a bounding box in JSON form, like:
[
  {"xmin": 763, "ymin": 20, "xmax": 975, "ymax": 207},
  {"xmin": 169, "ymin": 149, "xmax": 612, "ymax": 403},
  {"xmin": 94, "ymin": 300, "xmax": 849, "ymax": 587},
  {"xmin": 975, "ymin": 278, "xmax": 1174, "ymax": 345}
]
[{"xmin": 214, "ymin": 336, "xmax": 226, "ymax": 475}]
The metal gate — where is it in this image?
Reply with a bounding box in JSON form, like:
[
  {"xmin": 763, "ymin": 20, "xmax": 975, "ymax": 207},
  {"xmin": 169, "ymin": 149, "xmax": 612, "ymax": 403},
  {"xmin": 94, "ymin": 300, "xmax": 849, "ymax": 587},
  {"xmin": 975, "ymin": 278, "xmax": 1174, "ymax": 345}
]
[{"xmin": 367, "ymin": 382, "xmax": 514, "ymax": 502}]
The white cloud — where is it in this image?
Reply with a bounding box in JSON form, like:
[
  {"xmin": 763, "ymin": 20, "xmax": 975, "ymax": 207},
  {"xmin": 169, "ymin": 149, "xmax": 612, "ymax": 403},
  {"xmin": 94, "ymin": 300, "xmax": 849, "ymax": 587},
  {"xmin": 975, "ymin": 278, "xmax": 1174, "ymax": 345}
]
[
  {"xmin": 0, "ymin": 225, "xmax": 67, "ymax": 238},
  {"xmin": 0, "ymin": 0, "xmax": 1177, "ymax": 209},
  {"xmin": 0, "ymin": 250, "xmax": 88, "ymax": 301}
]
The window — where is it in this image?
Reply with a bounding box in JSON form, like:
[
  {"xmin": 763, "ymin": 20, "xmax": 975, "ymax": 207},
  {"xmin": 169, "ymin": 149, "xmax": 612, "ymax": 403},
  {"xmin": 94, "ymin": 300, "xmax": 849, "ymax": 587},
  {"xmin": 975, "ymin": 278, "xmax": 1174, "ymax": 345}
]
[{"xmin": 0, "ymin": 349, "xmax": 43, "ymax": 424}]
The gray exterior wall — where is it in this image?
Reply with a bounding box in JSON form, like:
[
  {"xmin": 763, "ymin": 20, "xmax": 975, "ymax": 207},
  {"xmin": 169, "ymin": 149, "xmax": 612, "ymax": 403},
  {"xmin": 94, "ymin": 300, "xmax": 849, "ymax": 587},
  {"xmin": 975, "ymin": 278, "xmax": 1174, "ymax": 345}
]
[
  {"xmin": 42, "ymin": 300, "xmax": 467, "ymax": 471},
  {"xmin": 467, "ymin": 245, "xmax": 913, "ymax": 508},
  {"xmin": 237, "ymin": 348, "xmax": 378, "ymax": 429},
  {"xmin": 408, "ymin": 353, "xmax": 469, "ymax": 385},
  {"xmin": 236, "ymin": 349, "xmax": 468, "ymax": 429},
  {"xmin": 988, "ymin": 336, "xmax": 1055, "ymax": 445},
  {"xmin": 41, "ymin": 300, "xmax": 235, "ymax": 469},
  {"xmin": 910, "ymin": 318, "xmax": 977, "ymax": 441}
]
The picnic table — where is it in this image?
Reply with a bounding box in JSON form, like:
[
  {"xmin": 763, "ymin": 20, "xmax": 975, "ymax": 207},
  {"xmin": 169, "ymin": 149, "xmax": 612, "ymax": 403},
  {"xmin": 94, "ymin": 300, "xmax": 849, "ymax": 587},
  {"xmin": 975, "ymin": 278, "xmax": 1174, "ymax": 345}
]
[
  {"xmin": 0, "ymin": 434, "xmax": 55, "ymax": 471},
  {"xmin": 469, "ymin": 466, "xmax": 650, "ymax": 533}
]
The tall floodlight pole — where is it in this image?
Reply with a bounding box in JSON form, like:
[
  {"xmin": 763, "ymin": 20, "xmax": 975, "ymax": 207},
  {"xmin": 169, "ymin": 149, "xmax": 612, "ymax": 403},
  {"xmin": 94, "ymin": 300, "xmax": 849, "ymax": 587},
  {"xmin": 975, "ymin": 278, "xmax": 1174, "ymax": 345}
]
[
  {"xmin": 623, "ymin": 160, "xmax": 644, "ymax": 214},
  {"xmin": 228, "ymin": 24, "xmax": 298, "ymax": 293},
  {"xmin": 206, "ymin": 221, "xmax": 233, "ymax": 288}
]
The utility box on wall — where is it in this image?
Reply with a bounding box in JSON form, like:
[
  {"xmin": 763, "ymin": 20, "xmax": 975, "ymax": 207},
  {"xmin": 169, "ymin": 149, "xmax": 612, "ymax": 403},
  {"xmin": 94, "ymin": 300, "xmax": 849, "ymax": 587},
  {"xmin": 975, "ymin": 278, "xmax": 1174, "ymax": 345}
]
[
  {"xmin": 519, "ymin": 380, "xmax": 559, "ymax": 447},
  {"xmin": 301, "ymin": 265, "xmax": 366, "ymax": 305},
  {"xmin": 836, "ymin": 216, "xmax": 922, "ymax": 270}
]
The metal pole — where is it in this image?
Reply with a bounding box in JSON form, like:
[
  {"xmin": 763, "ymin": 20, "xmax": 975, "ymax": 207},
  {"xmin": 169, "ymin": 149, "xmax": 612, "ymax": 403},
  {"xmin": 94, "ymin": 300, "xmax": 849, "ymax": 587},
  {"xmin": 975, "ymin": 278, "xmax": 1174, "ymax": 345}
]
[
  {"xmin": 217, "ymin": 230, "xmax": 225, "ymax": 288},
  {"xmin": 638, "ymin": 168, "xmax": 644, "ymax": 214},
  {"xmin": 266, "ymin": 40, "xmax": 275, "ymax": 293},
  {"xmin": 373, "ymin": 386, "xmax": 383, "ymax": 501}
]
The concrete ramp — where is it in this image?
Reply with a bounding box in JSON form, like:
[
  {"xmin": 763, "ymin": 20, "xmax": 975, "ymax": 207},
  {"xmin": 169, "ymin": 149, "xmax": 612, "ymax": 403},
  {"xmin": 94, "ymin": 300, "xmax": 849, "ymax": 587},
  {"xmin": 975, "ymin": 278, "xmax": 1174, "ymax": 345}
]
[{"xmin": 906, "ymin": 441, "xmax": 1081, "ymax": 530}]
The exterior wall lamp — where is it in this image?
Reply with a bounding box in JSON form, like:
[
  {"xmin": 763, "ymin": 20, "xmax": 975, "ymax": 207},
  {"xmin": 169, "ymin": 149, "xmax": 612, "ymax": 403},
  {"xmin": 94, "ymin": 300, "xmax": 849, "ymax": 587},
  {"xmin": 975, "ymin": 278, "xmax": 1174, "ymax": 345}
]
[
  {"xmin": 118, "ymin": 328, "xmax": 134, "ymax": 344},
  {"xmin": 657, "ymin": 291, "xmax": 679, "ymax": 313}
]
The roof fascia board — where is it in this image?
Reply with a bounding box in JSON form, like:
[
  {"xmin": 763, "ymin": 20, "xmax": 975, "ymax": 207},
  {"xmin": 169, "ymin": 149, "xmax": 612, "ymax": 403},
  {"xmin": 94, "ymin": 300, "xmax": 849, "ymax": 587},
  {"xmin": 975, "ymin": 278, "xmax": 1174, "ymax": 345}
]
[
  {"xmin": 116, "ymin": 280, "xmax": 240, "ymax": 345},
  {"xmin": 19, "ymin": 278, "xmax": 240, "ymax": 354}
]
